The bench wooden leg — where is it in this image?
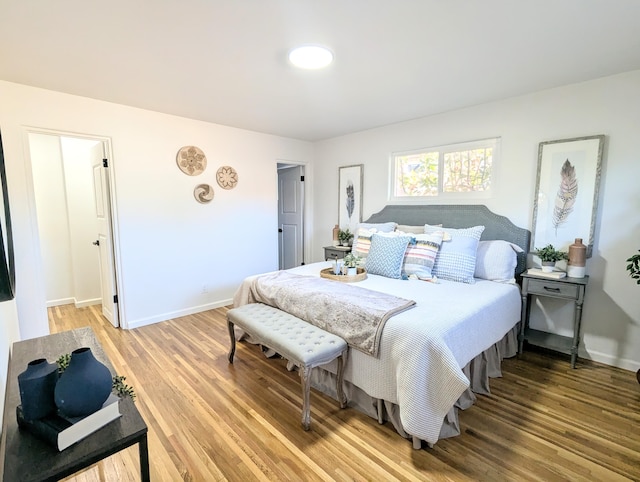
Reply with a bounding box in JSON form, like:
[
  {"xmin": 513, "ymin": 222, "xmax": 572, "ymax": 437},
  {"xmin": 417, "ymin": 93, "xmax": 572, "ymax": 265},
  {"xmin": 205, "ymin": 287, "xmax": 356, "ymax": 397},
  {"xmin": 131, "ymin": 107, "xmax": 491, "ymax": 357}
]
[
  {"xmin": 300, "ymin": 365, "xmax": 312, "ymax": 430},
  {"xmin": 336, "ymin": 352, "xmax": 347, "ymax": 409},
  {"xmin": 227, "ymin": 320, "xmax": 236, "ymax": 364}
]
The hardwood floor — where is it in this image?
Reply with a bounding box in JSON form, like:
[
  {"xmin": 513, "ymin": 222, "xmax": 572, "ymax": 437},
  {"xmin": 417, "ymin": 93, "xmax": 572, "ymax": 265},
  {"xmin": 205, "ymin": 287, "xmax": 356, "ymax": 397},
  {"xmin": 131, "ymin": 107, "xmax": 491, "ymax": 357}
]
[{"xmin": 48, "ymin": 304, "xmax": 640, "ymax": 482}]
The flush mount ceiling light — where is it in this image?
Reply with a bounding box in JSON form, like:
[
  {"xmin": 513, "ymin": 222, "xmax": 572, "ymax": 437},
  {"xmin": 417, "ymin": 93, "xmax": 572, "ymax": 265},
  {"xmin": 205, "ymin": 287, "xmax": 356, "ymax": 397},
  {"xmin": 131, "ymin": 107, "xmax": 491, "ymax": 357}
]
[{"xmin": 288, "ymin": 45, "xmax": 333, "ymax": 69}]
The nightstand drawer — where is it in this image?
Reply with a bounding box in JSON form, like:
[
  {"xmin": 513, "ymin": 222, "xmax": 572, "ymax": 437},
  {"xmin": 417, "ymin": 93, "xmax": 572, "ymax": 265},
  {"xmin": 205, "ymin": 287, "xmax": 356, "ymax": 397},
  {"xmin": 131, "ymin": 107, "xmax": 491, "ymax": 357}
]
[
  {"xmin": 323, "ymin": 246, "xmax": 351, "ymax": 261},
  {"xmin": 526, "ymin": 279, "xmax": 579, "ymax": 299}
]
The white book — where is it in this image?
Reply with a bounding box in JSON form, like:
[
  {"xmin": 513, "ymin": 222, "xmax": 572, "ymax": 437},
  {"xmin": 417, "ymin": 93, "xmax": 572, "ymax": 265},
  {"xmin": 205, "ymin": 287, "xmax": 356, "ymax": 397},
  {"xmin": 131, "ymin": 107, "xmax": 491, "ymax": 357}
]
[
  {"xmin": 17, "ymin": 393, "xmax": 122, "ymax": 451},
  {"xmin": 527, "ymin": 268, "xmax": 567, "ymax": 279},
  {"xmin": 58, "ymin": 394, "xmax": 122, "ymax": 450}
]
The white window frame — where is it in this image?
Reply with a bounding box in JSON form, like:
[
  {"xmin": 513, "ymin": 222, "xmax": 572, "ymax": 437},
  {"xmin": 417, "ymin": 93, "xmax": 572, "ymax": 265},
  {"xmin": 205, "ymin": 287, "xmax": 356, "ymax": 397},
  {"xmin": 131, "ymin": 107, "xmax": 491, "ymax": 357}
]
[{"xmin": 388, "ymin": 137, "xmax": 500, "ymax": 203}]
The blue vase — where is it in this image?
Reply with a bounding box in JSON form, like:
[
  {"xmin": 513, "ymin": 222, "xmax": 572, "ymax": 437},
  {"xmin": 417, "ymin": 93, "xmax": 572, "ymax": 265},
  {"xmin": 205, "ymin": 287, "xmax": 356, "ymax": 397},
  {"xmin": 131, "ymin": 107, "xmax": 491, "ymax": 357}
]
[
  {"xmin": 54, "ymin": 347, "xmax": 112, "ymax": 417},
  {"xmin": 18, "ymin": 358, "xmax": 58, "ymax": 421}
]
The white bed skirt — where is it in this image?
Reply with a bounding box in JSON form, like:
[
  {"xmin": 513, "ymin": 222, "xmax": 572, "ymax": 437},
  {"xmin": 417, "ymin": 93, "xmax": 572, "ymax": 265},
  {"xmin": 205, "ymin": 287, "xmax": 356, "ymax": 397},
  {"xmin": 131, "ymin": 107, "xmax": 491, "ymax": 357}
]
[{"xmin": 307, "ymin": 322, "xmax": 520, "ymax": 446}]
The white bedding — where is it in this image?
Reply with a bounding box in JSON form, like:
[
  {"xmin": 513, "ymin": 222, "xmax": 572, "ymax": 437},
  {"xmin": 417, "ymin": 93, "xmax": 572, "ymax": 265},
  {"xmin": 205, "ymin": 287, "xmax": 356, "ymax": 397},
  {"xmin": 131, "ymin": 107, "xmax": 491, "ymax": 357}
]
[{"xmin": 233, "ymin": 261, "xmax": 521, "ymax": 445}]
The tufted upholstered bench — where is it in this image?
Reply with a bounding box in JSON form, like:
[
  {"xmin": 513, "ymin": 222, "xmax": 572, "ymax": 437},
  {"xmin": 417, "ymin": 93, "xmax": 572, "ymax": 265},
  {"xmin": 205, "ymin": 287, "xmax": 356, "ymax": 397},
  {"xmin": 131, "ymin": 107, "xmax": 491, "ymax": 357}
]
[{"xmin": 227, "ymin": 303, "xmax": 348, "ymax": 430}]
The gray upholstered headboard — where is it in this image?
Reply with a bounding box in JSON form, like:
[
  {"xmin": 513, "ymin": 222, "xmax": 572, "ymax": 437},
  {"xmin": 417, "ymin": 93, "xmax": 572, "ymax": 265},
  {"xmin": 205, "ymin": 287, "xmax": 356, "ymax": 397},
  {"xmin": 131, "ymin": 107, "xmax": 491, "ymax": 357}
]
[{"xmin": 364, "ymin": 205, "xmax": 531, "ymax": 277}]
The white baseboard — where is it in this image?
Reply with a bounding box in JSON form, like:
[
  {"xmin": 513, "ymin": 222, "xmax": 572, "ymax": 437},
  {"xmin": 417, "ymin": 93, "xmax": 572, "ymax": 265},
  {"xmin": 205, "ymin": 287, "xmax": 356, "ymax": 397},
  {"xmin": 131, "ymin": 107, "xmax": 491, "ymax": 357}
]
[
  {"xmin": 75, "ymin": 298, "xmax": 101, "ymax": 308},
  {"xmin": 125, "ymin": 299, "xmax": 233, "ymax": 330},
  {"xmin": 46, "ymin": 298, "xmax": 75, "ymax": 308},
  {"xmin": 582, "ymin": 349, "xmax": 639, "ymax": 373},
  {"xmin": 46, "ymin": 298, "xmax": 102, "ymax": 308}
]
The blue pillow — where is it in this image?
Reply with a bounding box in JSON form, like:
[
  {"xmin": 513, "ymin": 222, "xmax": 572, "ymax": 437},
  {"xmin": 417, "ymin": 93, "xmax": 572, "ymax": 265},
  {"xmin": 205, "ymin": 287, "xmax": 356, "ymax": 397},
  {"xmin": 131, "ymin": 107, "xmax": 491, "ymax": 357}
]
[
  {"xmin": 425, "ymin": 225, "xmax": 485, "ymax": 283},
  {"xmin": 365, "ymin": 233, "xmax": 411, "ymax": 279}
]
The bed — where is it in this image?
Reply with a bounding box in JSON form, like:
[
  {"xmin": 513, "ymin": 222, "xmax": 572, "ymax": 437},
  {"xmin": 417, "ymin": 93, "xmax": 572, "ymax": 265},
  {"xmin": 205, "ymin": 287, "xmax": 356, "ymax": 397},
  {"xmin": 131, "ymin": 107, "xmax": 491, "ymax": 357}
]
[{"xmin": 233, "ymin": 205, "xmax": 530, "ymax": 448}]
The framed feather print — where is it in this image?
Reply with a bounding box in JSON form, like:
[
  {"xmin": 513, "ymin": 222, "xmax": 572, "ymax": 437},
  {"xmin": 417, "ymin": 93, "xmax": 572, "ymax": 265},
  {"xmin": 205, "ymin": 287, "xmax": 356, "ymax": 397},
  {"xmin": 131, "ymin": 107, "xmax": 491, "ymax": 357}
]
[
  {"xmin": 531, "ymin": 135, "xmax": 605, "ymax": 257},
  {"xmin": 338, "ymin": 164, "xmax": 363, "ymax": 235}
]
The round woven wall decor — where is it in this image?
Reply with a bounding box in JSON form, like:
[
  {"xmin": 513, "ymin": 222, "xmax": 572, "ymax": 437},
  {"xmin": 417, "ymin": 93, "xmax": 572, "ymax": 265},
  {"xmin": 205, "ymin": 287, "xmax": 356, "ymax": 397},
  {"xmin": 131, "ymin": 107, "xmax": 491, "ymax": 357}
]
[
  {"xmin": 177, "ymin": 146, "xmax": 207, "ymax": 176},
  {"xmin": 216, "ymin": 166, "xmax": 238, "ymax": 190},
  {"xmin": 194, "ymin": 184, "xmax": 214, "ymax": 203}
]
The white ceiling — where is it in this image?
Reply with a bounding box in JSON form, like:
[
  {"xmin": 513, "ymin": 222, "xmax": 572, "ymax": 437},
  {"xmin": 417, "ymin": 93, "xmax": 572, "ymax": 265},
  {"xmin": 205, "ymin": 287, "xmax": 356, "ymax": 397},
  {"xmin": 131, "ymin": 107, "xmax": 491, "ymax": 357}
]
[{"xmin": 1, "ymin": 1, "xmax": 640, "ymax": 141}]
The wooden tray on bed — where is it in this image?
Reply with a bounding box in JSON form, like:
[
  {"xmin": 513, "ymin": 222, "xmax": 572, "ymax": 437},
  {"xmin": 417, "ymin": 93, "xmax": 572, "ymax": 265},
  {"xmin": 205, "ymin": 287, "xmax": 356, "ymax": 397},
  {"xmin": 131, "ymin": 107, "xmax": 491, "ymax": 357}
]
[{"xmin": 320, "ymin": 267, "xmax": 367, "ymax": 283}]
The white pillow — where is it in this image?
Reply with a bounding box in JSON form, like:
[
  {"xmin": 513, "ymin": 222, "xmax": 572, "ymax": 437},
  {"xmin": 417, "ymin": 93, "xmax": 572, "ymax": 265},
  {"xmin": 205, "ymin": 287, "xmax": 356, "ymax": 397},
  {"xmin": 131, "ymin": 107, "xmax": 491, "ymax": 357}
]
[
  {"xmin": 357, "ymin": 222, "xmax": 397, "ymax": 233},
  {"xmin": 474, "ymin": 240, "xmax": 523, "ymax": 283},
  {"xmin": 425, "ymin": 224, "xmax": 485, "ymax": 283},
  {"xmin": 395, "ymin": 224, "xmax": 425, "ymax": 234}
]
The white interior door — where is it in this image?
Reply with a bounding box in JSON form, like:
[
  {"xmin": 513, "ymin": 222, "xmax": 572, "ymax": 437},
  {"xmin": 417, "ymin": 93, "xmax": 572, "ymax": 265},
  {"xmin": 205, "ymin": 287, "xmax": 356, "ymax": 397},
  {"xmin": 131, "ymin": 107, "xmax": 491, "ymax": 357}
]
[
  {"xmin": 92, "ymin": 144, "xmax": 119, "ymax": 327},
  {"xmin": 278, "ymin": 165, "xmax": 304, "ymax": 269}
]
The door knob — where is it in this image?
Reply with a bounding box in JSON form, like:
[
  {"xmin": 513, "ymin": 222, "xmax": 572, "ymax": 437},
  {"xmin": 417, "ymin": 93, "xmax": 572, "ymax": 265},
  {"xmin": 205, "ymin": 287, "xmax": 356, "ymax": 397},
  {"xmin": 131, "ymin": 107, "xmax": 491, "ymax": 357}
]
[{"xmin": 92, "ymin": 240, "xmax": 100, "ymax": 246}]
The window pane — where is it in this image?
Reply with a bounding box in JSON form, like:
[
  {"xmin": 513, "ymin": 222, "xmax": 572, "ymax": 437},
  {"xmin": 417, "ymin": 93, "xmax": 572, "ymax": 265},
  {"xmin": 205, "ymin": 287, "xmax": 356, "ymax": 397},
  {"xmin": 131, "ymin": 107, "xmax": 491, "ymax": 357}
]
[
  {"xmin": 395, "ymin": 152, "xmax": 439, "ymax": 197},
  {"xmin": 443, "ymin": 148, "xmax": 492, "ymax": 193}
]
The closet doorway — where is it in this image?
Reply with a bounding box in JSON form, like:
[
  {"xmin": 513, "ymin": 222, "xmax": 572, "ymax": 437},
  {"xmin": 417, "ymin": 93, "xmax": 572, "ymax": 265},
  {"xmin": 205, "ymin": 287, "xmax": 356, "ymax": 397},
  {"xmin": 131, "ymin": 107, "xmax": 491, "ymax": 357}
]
[
  {"xmin": 28, "ymin": 132, "xmax": 120, "ymax": 327},
  {"xmin": 277, "ymin": 163, "xmax": 305, "ymax": 269}
]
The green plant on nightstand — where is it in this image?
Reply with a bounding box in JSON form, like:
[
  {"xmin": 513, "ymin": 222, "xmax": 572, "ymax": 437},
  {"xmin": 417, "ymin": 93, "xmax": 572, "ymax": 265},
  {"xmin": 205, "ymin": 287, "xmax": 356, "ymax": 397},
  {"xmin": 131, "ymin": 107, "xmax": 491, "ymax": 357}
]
[
  {"xmin": 535, "ymin": 244, "xmax": 568, "ymax": 262},
  {"xmin": 535, "ymin": 244, "xmax": 568, "ymax": 273},
  {"xmin": 343, "ymin": 253, "xmax": 361, "ymax": 268},
  {"xmin": 338, "ymin": 229, "xmax": 353, "ymax": 246}
]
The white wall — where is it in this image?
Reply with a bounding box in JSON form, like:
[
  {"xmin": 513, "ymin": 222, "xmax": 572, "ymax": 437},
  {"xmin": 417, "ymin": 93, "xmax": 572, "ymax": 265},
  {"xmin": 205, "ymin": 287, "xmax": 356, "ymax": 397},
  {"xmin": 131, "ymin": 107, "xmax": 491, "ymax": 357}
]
[
  {"xmin": 30, "ymin": 133, "xmax": 75, "ymax": 305},
  {"xmin": 0, "ymin": 80, "xmax": 313, "ymax": 347},
  {"xmin": 313, "ymin": 70, "xmax": 640, "ymax": 372}
]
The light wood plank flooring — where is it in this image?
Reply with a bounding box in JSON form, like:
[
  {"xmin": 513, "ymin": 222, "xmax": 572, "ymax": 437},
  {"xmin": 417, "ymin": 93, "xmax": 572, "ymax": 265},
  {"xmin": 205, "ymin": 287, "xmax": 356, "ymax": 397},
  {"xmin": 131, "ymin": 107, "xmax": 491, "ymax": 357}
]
[{"xmin": 47, "ymin": 304, "xmax": 640, "ymax": 482}]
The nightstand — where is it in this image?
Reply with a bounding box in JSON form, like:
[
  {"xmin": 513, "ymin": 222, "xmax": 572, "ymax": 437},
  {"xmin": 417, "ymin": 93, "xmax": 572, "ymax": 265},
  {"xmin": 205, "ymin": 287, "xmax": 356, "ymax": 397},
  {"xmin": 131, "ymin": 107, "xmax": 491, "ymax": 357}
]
[
  {"xmin": 323, "ymin": 245, "xmax": 351, "ymax": 261},
  {"xmin": 519, "ymin": 273, "xmax": 589, "ymax": 368}
]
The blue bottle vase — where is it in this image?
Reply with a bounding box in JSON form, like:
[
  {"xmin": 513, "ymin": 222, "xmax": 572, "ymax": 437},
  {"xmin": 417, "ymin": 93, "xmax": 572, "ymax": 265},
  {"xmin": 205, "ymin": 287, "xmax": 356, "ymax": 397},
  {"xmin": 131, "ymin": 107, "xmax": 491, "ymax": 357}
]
[
  {"xmin": 17, "ymin": 358, "xmax": 59, "ymax": 421},
  {"xmin": 54, "ymin": 347, "xmax": 112, "ymax": 417}
]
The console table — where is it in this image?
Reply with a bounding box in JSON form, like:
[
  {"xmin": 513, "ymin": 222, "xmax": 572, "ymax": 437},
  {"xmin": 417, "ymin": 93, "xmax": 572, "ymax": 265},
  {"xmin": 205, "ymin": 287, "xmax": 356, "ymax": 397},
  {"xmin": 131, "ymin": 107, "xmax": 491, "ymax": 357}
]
[
  {"xmin": 0, "ymin": 327, "xmax": 149, "ymax": 481},
  {"xmin": 519, "ymin": 273, "xmax": 589, "ymax": 369}
]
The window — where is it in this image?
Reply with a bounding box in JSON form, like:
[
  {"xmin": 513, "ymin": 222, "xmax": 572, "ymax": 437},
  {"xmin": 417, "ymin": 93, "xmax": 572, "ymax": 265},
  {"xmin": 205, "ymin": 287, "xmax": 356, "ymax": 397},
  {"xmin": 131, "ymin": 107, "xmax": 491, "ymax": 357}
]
[{"xmin": 390, "ymin": 138, "xmax": 499, "ymax": 201}]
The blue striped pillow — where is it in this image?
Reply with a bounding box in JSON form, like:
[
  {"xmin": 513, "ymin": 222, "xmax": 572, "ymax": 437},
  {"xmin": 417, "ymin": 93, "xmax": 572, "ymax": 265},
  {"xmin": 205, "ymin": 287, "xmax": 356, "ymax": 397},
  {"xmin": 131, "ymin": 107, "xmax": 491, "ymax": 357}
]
[{"xmin": 402, "ymin": 232, "xmax": 444, "ymax": 280}]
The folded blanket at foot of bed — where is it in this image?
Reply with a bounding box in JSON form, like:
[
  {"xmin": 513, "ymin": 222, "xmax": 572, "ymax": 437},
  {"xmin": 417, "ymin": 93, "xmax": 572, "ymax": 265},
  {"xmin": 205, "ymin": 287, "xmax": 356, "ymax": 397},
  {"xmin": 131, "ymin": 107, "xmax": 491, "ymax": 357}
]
[{"xmin": 247, "ymin": 270, "xmax": 416, "ymax": 357}]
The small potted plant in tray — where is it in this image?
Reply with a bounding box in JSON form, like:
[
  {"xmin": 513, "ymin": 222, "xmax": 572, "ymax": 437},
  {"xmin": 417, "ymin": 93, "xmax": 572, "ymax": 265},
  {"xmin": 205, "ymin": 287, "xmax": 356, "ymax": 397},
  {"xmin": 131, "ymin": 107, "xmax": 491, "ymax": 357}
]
[
  {"xmin": 338, "ymin": 229, "xmax": 353, "ymax": 247},
  {"xmin": 535, "ymin": 244, "xmax": 568, "ymax": 272},
  {"xmin": 343, "ymin": 253, "xmax": 361, "ymax": 276}
]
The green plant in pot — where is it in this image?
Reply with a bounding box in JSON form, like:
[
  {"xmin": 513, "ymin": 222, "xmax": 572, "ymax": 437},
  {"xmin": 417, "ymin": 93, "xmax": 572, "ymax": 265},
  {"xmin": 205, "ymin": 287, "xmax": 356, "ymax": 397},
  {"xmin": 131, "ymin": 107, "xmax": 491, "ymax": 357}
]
[
  {"xmin": 535, "ymin": 244, "xmax": 568, "ymax": 272},
  {"xmin": 343, "ymin": 253, "xmax": 361, "ymax": 275},
  {"xmin": 338, "ymin": 229, "xmax": 353, "ymax": 246},
  {"xmin": 626, "ymin": 249, "xmax": 640, "ymax": 384},
  {"xmin": 626, "ymin": 250, "xmax": 640, "ymax": 285}
]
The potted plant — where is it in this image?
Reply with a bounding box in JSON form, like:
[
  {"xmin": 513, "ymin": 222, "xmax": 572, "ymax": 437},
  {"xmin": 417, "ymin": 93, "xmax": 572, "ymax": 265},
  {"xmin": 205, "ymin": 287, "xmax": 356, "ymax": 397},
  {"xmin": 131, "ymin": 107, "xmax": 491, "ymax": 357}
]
[
  {"xmin": 627, "ymin": 250, "xmax": 640, "ymax": 384},
  {"xmin": 338, "ymin": 229, "xmax": 353, "ymax": 247},
  {"xmin": 535, "ymin": 244, "xmax": 568, "ymax": 272},
  {"xmin": 343, "ymin": 253, "xmax": 361, "ymax": 276},
  {"xmin": 626, "ymin": 250, "xmax": 640, "ymax": 285}
]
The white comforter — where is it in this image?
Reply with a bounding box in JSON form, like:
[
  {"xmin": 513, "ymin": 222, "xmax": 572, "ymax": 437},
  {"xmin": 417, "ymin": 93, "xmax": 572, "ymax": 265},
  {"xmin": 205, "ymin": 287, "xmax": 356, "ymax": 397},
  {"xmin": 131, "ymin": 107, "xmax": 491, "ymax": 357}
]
[{"xmin": 233, "ymin": 261, "xmax": 521, "ymax": 444}]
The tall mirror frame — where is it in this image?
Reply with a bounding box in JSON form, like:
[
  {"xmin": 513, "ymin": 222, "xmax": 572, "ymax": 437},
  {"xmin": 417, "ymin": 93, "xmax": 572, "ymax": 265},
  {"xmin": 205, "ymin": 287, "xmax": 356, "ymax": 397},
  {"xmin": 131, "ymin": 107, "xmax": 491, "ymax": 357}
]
[{"xmin": 0, "ymin": 130, "xmax": 15, "ymax": 301}]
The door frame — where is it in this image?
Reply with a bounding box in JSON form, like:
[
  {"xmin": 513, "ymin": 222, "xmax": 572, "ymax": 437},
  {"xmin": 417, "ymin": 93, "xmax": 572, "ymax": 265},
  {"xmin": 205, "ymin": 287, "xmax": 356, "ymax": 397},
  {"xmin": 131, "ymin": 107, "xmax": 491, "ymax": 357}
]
[
  {"xmin": 276, "ymin": 159, "xmax": 313, "ymax": 267},
  {"xmin": 22, "ymin": 127, "xmax": 125, "ymax": 328}
]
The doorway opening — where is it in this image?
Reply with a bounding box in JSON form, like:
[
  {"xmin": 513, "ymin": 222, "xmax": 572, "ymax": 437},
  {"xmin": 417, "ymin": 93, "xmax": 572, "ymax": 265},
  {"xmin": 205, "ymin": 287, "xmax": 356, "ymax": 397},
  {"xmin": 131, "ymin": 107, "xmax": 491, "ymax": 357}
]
[
  {"xmin": 277, "ymin": 162, "xmax": 306, "ymax": 270},
  {"xmin": 27, "ymin": 131, "xmax": 120, "ymax": 328}
]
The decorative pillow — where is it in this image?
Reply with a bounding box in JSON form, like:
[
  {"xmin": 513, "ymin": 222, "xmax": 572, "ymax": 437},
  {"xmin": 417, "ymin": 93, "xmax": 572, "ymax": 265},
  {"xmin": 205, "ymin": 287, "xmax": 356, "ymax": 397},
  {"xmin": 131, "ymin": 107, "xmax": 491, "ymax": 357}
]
[
  {"xmin": 357, "ymin": 222, "xmax": 397, "ymax": 233},
  {"xmin": 396, "ymin": 224, "xmax": 425, "ymax": 234},
  {"xmin": 352, "ymin": 227, "xmax": 377, "ymax": 260},
  {"xmin": 474, "ymin": 240, "xmax": 523, "ymax": 283},
  {"xmin": 425, "ymin": 224, "xmax": 485, "ymax": 283},
  {"xmin": 402, "ymin": 232, "xmax": 445, "ymax": 280},
  {"xmin": 365, "ymin": 233, "xmax": 411, "ymax": 279}
]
